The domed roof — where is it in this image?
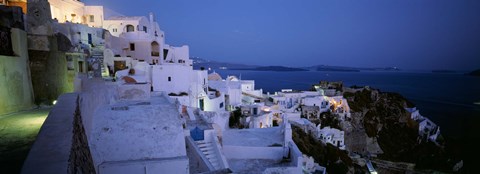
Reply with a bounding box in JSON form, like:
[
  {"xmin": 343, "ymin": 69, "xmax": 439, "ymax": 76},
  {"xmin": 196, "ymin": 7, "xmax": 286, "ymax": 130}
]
[
  {"xmin": 208, "ymin": 72, "xmax": 222, "ymax": 81},
  {"xmin": 226, "ymin": 76, "xmax": 239, "ymax": 81}
]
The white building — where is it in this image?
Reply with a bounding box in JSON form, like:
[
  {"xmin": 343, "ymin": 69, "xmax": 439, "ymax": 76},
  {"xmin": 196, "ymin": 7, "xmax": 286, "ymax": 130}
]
[
  {"xmin": 317, "ymin": 126, "xmax": 346, "ymax": 150},
  {"xmin": 103, "ymin": 14, "xmax": 166, "ymax": 64},
  {"xmin": 406, "ymin": 107, "xmax": 441, "ymax": 142},
  {"xmin": 208, "ymin": 80, "xmax": 242, "ymax": 111},
  {"xmin": 49, "ymin": 0, "xmax": 104, "ymax": 28},
  {"xmin": 302, "ymin": 96, "xmax": 331, "ymax": 113},
  {"xmin": 330, "ymin": 96, "xmax": 351, "ymax": 120},
  {"xmin": 240, "ymin": 79, "xmax": 264, "ymax": 104},
  {"xmin": 271, "ymin": 90, "xmax": 303, "ymax": 110},
  {"xmin": 418, "ymin": 118, "xmax": 441, "ymax": 142},
  {"xmin": 90, "ymin": 94, "xmax": 188, "ymax": 173},
  {"xmin": 406, "ymin": 107, "xmax": 422, "ymax": 120}
]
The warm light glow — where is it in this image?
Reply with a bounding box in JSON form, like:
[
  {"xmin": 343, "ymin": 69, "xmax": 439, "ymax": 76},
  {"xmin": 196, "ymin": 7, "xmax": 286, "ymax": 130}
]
[
  {"xmin": 25, "ymin": 116, "xmax": 48, "ymax": 125},
  {"xmin": 52, "ymin": 100, "xmax": 57, "ymax": 105},
  {"xmin": 262, "ymin": 107, "xmax": 271, "ymax": 112}
]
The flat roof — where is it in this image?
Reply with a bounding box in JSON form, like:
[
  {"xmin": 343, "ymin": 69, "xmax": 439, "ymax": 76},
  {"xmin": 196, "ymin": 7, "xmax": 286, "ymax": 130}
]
[
  {"xmin": 223, "ymin": 127, "xmax": 283, "ymax": 147},
  {"xmin": 90, "ymin": 95, "xmax": 186, "ymax": 166}
]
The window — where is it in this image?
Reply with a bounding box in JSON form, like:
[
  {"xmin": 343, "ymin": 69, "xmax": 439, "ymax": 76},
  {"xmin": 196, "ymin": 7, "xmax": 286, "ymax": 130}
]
[
  {"xmin": 112, "ymin": 28, "xmax": 117, "ymax": 32},
  {"xmin": 143, "ymin": 26, "xmax": 147, "ymax": 33},
  {"xmin": 89, "ymin": 15, "xmax": 94, "ymax": 22},
  {"xmin": 126, "ymin": 25, "xmax": 134, "ymax": 32},
  {"xmin": 219, "ymin": 102, "xmax": 224, "ymax": 108},
  {"xmin": 88, "ymin": 33, "xmax": 92, "ymax": 45},
  {"xmin": 151, "ymin": 41, "xmax": 159, "ymax": 56},
  {"xmin": 163, "ymin": 49, "xmax": 169, "ymax": 60},
  {"xmin": 129, "ymin": 43, "xmax": 135, "ymax": 51},
  {"xmin": 168, "ymin": 77, "xmax": 171, "ymax": 81}
]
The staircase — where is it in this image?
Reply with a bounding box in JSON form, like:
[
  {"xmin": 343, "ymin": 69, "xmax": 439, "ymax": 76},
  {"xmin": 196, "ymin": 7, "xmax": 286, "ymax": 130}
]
[
  {"xmin": 90, "ymin": 51, "xmax": 107, "ymax": 77},
  {"xmin": 89, "ymin": 44, "xmax": 109, "ymax": 77},
  {"xmin": 195, "ymin": 140, "xmax": 222, "ymax": 170}
]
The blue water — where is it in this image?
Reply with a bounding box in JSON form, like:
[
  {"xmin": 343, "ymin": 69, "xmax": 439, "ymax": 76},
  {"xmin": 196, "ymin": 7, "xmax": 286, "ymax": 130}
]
[{"xmin": 214, "ymin": 70, "xmax": 480, "ymax": 137}]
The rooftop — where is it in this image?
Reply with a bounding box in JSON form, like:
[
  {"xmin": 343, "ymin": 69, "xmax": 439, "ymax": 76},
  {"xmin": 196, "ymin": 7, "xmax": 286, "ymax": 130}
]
[
  {"xmin": 106, "ymin": 16, "xmax": 145, "ymax": 21},
  {"xmin": 89, "ymin": 95, "xmax": 186, "ymax": 166},
  {"xmin": 223, "ymin": 127, "xmax": 283, "ymax": 147}
]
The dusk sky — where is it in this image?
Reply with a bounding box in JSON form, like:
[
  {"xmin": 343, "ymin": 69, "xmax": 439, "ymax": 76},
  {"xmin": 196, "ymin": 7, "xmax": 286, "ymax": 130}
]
[{"xmin": 84, "ymin": 0, "xmax": 480, "ymax": 71}]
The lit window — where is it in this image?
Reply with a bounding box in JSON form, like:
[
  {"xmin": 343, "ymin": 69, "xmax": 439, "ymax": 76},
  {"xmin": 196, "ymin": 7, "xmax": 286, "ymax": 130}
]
[{"xmin": 89, "ymin": 15, "xmax": 94, "ymax": 22}]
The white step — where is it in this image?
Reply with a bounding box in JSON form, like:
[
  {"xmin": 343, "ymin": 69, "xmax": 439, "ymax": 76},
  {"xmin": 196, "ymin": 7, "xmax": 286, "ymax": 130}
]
[
  {"xmin": 194, "ymin": 140, "xmax": 223, "ymax": 170},
  {"xmin": 200, "ymin": 146, "xmax": 214, "ymax": 151},
  {"xmin": 206, "ymin": 154, "xmax": 216, "ymax": 158},
  {"xmin": 197, "ymin": 143, "xmax": 212, "ymax": 148},
  {"xmin": 211, "ymin": 162, "xmax": 220, "ymax": 169}
]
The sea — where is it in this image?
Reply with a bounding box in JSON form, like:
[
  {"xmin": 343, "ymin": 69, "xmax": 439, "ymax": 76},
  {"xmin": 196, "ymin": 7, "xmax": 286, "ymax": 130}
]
[{"xmin": 214, "ymin": 70, "xmax": 480, "ymax": 140}]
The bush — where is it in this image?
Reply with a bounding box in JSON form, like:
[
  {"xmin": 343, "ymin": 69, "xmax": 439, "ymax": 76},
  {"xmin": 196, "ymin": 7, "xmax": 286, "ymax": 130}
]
[{"xmin": 229, "ymin": 108, "xmax": 243, "ymax": 128}]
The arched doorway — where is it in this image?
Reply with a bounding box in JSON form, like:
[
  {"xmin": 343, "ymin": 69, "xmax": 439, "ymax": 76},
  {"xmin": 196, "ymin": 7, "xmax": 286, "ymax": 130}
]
[
  {"xmin": 126, "ymin": 25, "xmax": 134, "ymax": 32},
  {"xmin": 151, "ymin": 41, "xmax": 159, "ymax": 57}
]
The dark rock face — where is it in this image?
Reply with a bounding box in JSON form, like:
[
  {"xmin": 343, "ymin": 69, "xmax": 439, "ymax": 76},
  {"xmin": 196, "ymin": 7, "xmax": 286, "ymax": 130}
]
[
  {"xmin": 292, "ymin": 126, "xmax": 363, "ymax": 174},
  {"xmin": 344, "ymin": 88, "xmax": 456, "ymax": 171},
  {"xmin": 468, "ymin": 69, "xmax": 480, "ymax": 76}
]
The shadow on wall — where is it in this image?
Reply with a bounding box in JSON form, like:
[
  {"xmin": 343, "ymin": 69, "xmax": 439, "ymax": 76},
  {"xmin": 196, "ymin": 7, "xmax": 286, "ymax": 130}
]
[{"xmin": 28, "ymin": 35, "xmax": 71, "ymax": 105}]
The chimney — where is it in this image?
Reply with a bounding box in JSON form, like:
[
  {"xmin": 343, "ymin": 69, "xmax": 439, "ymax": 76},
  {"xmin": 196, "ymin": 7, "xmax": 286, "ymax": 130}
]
[{"xmin": 149, "ymin": 12, "xmax": 154, "ymax": 23}]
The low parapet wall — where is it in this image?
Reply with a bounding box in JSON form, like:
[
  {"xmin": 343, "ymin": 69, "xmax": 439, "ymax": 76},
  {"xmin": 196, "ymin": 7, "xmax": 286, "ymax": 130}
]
[
  {"xmin": 23, "ymin": 93, "xmax": 97, "ymax": 174},
  {"xmin": 22, "ymin": 93, "xmax": 79, "ymax": 173},
  {"xmin": 223, "ymin": 146, "xmax": 284, "ymax": 160}
]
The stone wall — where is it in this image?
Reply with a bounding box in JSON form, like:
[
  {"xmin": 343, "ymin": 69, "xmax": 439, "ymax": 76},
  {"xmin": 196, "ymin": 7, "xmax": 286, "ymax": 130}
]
[
  {"xmin": 68, "ymin": 97, "xmax": 96, "ymax": 174},
  {"xmin": 28, "ymin": 36, "xmax": 70, "ymax": 105},
  {"xmin": 0, "ymin": 28, "xmax": 34, "ymax": 115}
]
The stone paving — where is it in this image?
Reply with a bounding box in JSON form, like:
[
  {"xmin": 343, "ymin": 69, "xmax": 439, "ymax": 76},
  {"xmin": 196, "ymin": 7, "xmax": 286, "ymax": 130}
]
[{"xmin": 0, "ymin": 108, "xmax": 50, "ymax": 173}]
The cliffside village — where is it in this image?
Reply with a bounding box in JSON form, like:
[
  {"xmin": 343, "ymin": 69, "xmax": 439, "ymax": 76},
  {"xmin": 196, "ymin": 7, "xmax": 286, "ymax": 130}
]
[{"xmin": 0, "ymin": 0, "xmax": 441, "ymax": 173}]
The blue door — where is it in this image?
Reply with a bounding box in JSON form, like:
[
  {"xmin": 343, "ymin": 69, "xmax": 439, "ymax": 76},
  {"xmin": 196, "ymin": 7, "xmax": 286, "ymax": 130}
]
[
  {"xmin": 191, "ymin": 127, "xmax": 204, "ymax": 141},
  {"xmin": 88, "ymin": 33, "xmax": 92, "ymax": 45}
]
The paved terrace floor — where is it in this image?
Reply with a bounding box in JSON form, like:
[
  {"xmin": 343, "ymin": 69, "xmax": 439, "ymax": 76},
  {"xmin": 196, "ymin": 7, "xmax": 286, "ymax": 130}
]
[
  {"xmin": 228, "ymin": 159, "xmax": 292, "ymax": 174},
  {"xmin": 0, "ymin": 108, "xmax": 51, "ymax": 173},
  {"xmin": 223, "ymin": 127, "xmax": 283, "ymax": 147}
]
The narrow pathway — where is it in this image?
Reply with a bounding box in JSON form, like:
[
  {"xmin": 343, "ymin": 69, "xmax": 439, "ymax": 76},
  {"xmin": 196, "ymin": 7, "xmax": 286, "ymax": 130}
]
[{"xmin": 0, "ymin": 108, "xmax": 51, "ymax": 173}]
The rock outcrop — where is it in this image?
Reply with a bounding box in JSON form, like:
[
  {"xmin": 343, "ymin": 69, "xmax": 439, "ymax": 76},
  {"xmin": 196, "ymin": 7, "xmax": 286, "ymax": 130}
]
[
  {"xmin": 343, "ymin": 87, "xmax": 456, "ymax": 172},
  {"xmin": 468, "ymin": 69, "xmax": 480, "ymax": 77}
]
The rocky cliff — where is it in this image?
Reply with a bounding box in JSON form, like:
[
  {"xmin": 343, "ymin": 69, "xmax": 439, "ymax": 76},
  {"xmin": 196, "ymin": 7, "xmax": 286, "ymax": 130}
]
[{"xmin": 343, "ymin": 87, "xmax": 457, "ymax": 172}]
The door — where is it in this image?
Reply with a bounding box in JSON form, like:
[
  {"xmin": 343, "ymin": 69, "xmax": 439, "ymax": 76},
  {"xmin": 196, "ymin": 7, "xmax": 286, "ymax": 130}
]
[
  {"xmin": 78, "ymin": 61, "xmax": 84, "ymax": 73},
  {"xmin": 88, "ymin": 33, "xmax": 92, "ymax": 45},
  {"xmin": 199, "ymin": 99, "xmax": 204, "ymax": 111},
  {"xmin": 190, "ymin": 127, "xmax": 204, "ymax": 141}
]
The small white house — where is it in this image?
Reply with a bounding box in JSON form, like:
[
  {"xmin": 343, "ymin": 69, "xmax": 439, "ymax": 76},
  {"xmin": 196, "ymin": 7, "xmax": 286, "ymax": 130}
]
[
  {"xmin": 405, "ymin": 107, "xmax": 441, "ymax": 142},
  {"xmin": 49, "ymin": 0, "xmax": 105, "ymax": 28},
  {"xmin": 418, "ymin": 118, "xmax": 441, "ymax": 142},
  {"xmin": 103, "ymin": 13, "xmax": 166, "ymax": 64},
  {"xmin": 302, "ymin": 96, "xmax": 331, "ymax": 113},
  {"xmin": 317, "ymin": 126, "xmax": 346, "ymax": 150},
  {"xmin": 208, "ymin": 78, "xmax": 242, "ymax": 111}
]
